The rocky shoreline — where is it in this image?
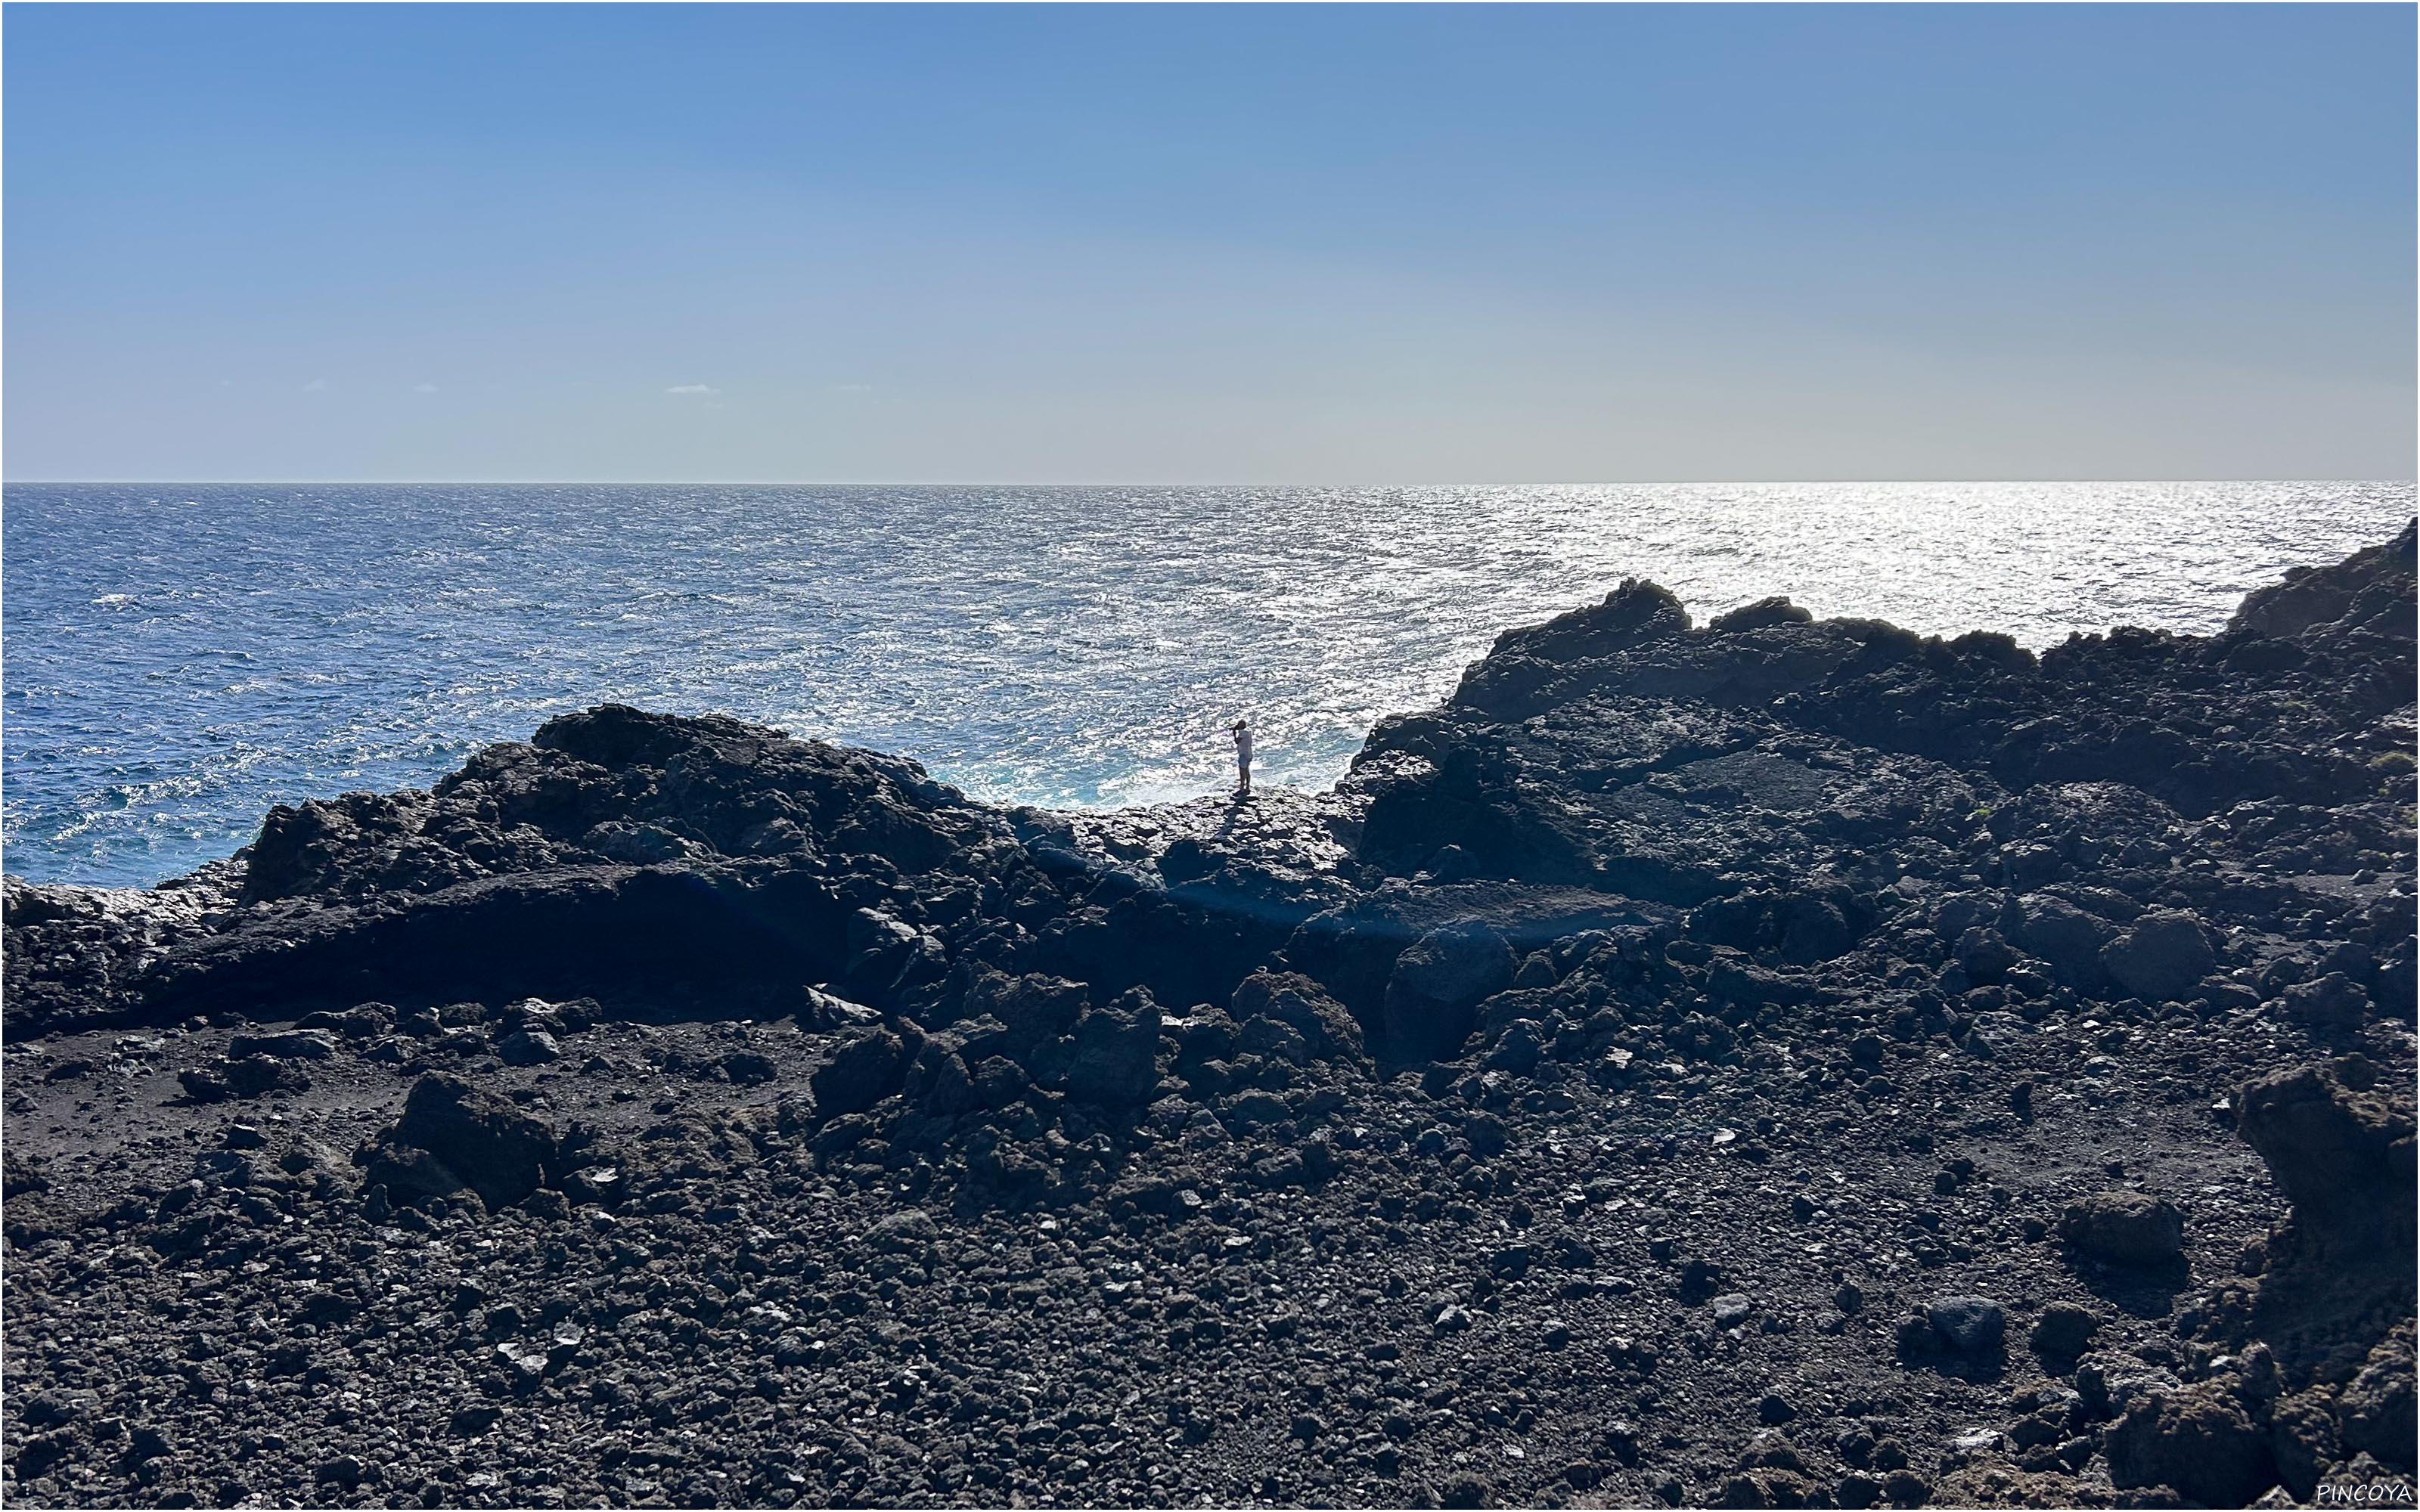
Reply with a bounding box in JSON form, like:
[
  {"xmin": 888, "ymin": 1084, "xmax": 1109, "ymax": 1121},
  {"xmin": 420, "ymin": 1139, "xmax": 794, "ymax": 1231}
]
[{"xmin": 5, "ymin": 525, "xmax": 2414, "ymax": 1509}]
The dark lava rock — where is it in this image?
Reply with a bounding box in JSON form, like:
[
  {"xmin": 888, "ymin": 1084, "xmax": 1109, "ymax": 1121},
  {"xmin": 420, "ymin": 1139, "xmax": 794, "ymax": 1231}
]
[
  {"xmin": 2238, "ymin": 1056, "xmax": 2415, "ymax": 1238},
  {"xmin": 2058, "ymin": 1190, "xmax": 2186, "ymax": 1268},
  {"xmin": 450, "ymin": 1405, "xmax": 504, "ymax": 1436},
  {"xmin": 2105, "ymin": 1384, "xmax": 2270, "ymax": 1506},
  {"xmin": 2098, "ymin": 910, "xmax": 2216, "ymax": 1002},
  {"xmin": 2280, "ymin": 971, "xmax": 2373, "ymax": 1033},
  {"xmin": 223, "ymin": 1055, "xmax": 306, "ymax": 1096},
  {"xmin": 812, "ymin": 1027, "xmax": 911, "ymax": 1119},
  {"xmin": 362, "ymin": 1072, "xmax": 559, "ymax": 1210},
  {"xmin": 1382, "ymin": 923, "xmax": 1514, "ymax": 1061},
  {"xmin": 864, "ymin": 1209, "xmax": 942, "ymax": 1254},
  {"xmin": 226, "ymin": 1029, "xmax": 339, "ymax": 1060},
  {"xmin": 2340, "ymin": 1321, "xmax": 2418, "ymax": 1470},
  {"xmin": 722, "ymin": 1049, "xmax": 777, "ymax": 1084},
  {"xmin": 1925, "ymin": 1296, "xmax": 2006, "ymax": 1356},
  {"xmin": 2028, "ymin": 1302, "xmax": 2103, "ymax": 1368},
  {"xmin": 497, "ymin": 1027, "xmax": 563, "ymax": 1066},
  {"xmin": 1232, "ymin": 969, "xmax": 1367, "ymax": 1067},
  {"xmin": 175, "ymin": 1066, "xmax": 234, "ymax": 1104},
  {"xmin": 2233, "ymin": 1055, "xmax": 2415, "ymax": 1408},
  {"xmin": 180, "ymin": 1055, "xmax": 310, "ymax": 1101},
  {"xmin": 1063, "ymin": 988, "xmax": 1163, "ymax": 1105}
]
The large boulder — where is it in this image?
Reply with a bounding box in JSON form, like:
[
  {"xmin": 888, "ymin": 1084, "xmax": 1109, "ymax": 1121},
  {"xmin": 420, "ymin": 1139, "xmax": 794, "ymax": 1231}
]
[
  {"xmin": 364, "ymin": 1074, "xmax": 558, "ymax": 1211},
  {"xmin": 1062, "ymin": 988, "xmax": 1164, "ymax": 1106},
  {"xmin": 2280, "ymin": 972, "xmax": 2372, "ymax": 1033},
  {"xmin": 1382, "ymin": 923, "xmax": 1515, "ymax": 1061},
  {"xmin": 228, "ymin": 1030, "xmax": 340, "ymax": 1061},
  {"xmin": 2059, "ymin": 1191, "xmax": 2186, "ymax": 1269},
  {"xmin": 2028, "ymin": 1302, "xmax": 2104, "ymax": 1371},
  {"xmin": 811, "ymin": 1027, "xmax": 913, "ymax": 1120},
  {"xmin": 959, "ymin": 972, "xmax": 1088, "ymax": 1058},
  {"xmin": 2099, "ymin": 910, "xmax": 2216, "ymax": 1001},
  {"xmin": 1925, "ymin": 1295, "xmax": 2006, "ymax": 1356},
  {"xmin": 1231, "ymin": 970, "xmax": 1367, "ymax": 1068},
  {"xmin": 2340, "ymin": 1321, "xmax": 2418, "ymax": 1471},
  {"xmin": 2105, "ymin": 1385, "xmax": 2273, "ymax": 1507},
  {"xmin": 2238, "ymin": 1055, "xmax": 2414, "ymax": 1239},
  {"xmin": 179, "ymin": 1055, "xmax": 312, "ymax": 1103},
  {"xmin": 2009, "ymin": 894, "xmax": 2116, "ymax": 985}
]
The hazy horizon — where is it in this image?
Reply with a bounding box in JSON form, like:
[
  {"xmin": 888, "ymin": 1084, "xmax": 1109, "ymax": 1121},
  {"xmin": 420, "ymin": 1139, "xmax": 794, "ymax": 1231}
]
[
  {"xmin": 9, "ymin": 473, "xmax": 2417, "ymax": 487},
  {"xmin": 8, "ymin": 5, "xmax": 2415, "ymax": 483}
]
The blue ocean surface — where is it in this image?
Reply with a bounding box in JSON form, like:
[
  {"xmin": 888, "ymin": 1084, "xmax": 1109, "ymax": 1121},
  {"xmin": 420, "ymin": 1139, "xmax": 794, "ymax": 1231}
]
[{"xmin": 4, "ymin": 481, "xmax": 2411, "ymax": 888}]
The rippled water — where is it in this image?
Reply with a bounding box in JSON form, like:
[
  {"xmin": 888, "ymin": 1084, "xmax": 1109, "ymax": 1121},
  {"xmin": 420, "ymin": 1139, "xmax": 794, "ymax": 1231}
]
[{"xmin": 5, "ymin": 482, "xmax": 2410, "ymax": 888}]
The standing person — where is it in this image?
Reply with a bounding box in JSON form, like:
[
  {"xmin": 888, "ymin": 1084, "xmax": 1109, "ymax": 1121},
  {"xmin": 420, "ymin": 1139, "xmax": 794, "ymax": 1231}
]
[{"xmin": 1230, "ymin": 717, "xmax": 1253, "ymax": 795}]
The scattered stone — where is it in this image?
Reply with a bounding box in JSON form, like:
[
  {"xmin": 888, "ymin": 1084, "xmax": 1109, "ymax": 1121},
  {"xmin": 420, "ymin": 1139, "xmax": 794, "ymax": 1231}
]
[
  {"xmin": 498, "ymin": 1027, "xmax": 563, "ymax": 1065},
  {"xmin": 228, "ymin": 1030, "xmax": 339, "ymax": 1061},
  {"xmin": 2028, "ymin": 1302, "xmax": 2102, "ymax": 1368},
  {"xmin": 1925, "ymin": 1296, "xmax": 2007, "ymax": 1356}
]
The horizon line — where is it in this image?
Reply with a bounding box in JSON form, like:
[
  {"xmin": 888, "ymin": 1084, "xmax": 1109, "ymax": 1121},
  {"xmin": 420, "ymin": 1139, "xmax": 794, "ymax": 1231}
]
[{"xmin": 8, "ymin": 475, "xmax": 2417, "ymax": 488}]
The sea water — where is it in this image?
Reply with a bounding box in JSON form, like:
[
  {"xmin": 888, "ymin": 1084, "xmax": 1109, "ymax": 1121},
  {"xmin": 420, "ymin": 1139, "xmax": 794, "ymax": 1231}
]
[{"xmin": 4, "ymin": 481, "xmax": 2409, "ymax": 888}]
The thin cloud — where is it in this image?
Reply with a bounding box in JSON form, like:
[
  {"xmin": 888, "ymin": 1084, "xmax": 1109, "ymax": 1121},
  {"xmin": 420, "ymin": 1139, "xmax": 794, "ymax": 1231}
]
[
  {"xmin": 302, "ymin": 378, "xmax": 329, "ymax": 392},
  {"xmin": 666, "ymin": 383, "xmax": 719, "ymax": 396},
  {"xmin": 412, "ymin": 383, "xmax": 439, "ymax": 394}
]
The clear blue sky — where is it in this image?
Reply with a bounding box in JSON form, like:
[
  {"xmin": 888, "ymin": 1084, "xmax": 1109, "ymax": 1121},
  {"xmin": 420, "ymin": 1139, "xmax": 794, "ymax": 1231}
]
[{"xmin": 6, "ymin": 4, "xmax": 2412, "ymax": 482}]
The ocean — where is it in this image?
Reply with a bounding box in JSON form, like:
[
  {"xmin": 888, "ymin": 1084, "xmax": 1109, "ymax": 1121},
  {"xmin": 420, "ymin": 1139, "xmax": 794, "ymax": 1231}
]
[{"xmin": 4, "ymin": 480, "xmax": 2410, "ymax": 889}]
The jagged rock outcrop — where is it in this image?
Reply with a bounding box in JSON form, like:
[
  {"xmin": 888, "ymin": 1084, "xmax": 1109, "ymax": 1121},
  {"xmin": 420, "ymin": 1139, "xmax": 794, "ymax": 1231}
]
[{"xmin": 2234, "ymin": 1055, "xmax": 2416, "ymax": 1389}]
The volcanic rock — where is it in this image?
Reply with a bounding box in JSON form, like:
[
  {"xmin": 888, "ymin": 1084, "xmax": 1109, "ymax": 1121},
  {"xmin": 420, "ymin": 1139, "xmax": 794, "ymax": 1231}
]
[
  {"xmin": 1382, "ymin": 924, "xmax": 1513, "ymax": 1061},
  {"xmin": 2099, "ymin": 910, "xmax": 2217, "ymax": 1001},
  {"xmin": 2059, "ymin": 1190, "xmax": 2186, "ymax": 1268},
  {"xmin": 361, "ymin": 1072, "xmax": 560, "ymax": 1210},
  {"xmin": 1062, "ymin": 988, "xmax": 1164, "ymax": 1105},
  {"xmin": 1925, "ymin": 1296, "xmax": 2007, "ymax": 1356},
  {"xmin": 2105, "ymin": 1384, "xmax": 2270, "ymax": 1507}
]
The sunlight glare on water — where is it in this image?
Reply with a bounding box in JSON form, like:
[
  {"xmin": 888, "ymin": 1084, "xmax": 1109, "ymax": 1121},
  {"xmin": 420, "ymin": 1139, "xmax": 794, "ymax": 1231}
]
[{"xmin": 4, "ymin": 480, "xmax": 2410, "ymax": 886}]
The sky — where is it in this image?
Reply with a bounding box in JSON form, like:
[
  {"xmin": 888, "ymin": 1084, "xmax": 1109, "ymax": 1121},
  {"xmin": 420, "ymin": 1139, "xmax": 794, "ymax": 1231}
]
[{"xmin": 5, "ymin": 4, "xmax": 2413, "ymax": 483}]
